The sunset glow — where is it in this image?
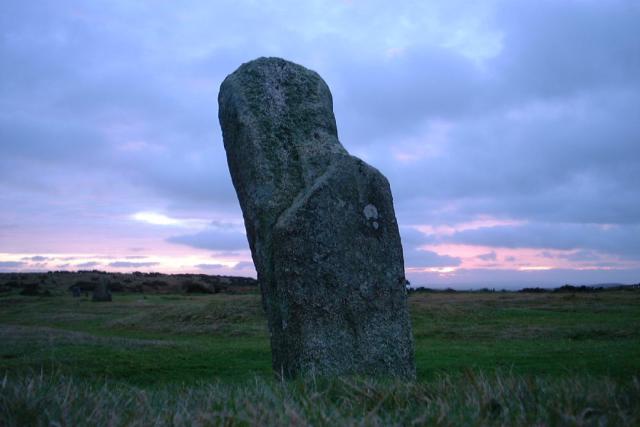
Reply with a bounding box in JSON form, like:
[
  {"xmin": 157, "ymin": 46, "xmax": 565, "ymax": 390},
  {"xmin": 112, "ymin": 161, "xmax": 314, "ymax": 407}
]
[{"xmin": 0, "ymin": 251, "xmax": 255, "ymax": 276}]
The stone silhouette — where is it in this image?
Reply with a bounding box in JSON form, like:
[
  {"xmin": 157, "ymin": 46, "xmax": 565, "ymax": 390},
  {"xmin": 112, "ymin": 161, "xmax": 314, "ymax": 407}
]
[
  {"xmin": 71, "ymin": 285, "xmax": 82, "ymax": 298},
  {"xmin": 218, "ymin": 57, "xmax": 415, "ymax": 378},
  {"xmin": 92, "ymin": 278, "xmax": 112, "ymax": 302}
]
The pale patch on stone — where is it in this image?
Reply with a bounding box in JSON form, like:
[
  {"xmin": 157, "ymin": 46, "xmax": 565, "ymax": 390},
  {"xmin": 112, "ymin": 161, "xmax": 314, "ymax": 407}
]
[{"xmin": 363, "ymin": 204, "xmax": 379, "ymax": 220}]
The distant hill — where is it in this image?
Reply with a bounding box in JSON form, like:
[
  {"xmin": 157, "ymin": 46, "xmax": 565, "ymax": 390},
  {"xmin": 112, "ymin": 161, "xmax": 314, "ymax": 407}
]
[
  {"xmin": 4, "ymin": 272, "xmax": 638, "ymax": 296},
  {"xmin": 408, "ymin": 283, "xmax": 640, "ymax": 293},
  {"xmin": 0, "ymin": 270, "xmax": 258, "ymax": 296},
  {"xmin": 520, "ymin": 283, "xmax": 640, "ymax": 293}
]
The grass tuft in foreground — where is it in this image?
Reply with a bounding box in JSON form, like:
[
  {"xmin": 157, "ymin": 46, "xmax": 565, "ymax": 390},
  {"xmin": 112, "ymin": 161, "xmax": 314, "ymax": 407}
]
[{"xmin": 1, "ymin": 371, "xmax": 639, "ymax": 426}]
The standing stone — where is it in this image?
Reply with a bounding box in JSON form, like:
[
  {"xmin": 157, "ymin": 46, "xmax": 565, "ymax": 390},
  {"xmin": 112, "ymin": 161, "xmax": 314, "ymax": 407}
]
[
  {"xmin": 218, "ymin": 57, "xmax": 415, "ymax": 378},
  {"xmin": 92, "ymin": 278, "xmax": 112, "ymax": 302}
]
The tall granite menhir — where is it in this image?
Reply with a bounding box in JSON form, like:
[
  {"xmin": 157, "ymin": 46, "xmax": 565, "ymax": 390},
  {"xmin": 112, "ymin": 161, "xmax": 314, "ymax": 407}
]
[{"xmin": 218, "ymin": 57, "xmax": 415, "ymax": 378}]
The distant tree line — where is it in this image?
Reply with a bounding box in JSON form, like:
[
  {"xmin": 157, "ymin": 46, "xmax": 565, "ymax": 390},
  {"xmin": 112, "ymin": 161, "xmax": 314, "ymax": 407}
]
[{"xmin": 407, "ymin": 283, "xmax": 640, "ymax": 293}]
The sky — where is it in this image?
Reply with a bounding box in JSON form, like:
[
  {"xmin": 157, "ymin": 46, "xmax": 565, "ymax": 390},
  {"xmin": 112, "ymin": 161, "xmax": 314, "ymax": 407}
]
[{"xmin": 1, "ymin": 0, "xmax": 639, "ymax": 288}]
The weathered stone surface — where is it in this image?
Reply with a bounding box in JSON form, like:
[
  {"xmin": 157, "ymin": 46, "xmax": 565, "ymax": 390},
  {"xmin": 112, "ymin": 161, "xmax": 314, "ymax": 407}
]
[{"xmin": 218, "ymin": 57, "xmax": 415, "ymax": 378}]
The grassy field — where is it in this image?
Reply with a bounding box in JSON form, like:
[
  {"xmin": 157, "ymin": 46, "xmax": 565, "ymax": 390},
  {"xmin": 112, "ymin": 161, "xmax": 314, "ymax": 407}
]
[{"xmin": 1, "ymin": 289, "xmax": 639, "ymax": 425}]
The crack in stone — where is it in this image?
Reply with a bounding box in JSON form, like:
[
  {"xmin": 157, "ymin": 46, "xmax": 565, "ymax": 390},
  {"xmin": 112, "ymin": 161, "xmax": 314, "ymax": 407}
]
[{"xmin": 275, "ymin": 159, "xmax": 339, "ymax": 230}]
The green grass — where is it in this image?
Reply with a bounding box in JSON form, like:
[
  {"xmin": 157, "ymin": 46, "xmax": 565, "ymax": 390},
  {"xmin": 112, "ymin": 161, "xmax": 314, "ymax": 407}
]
[
  {"xmin": 410, "ymin": 292, "xmax": 640, "ymax": 379},
  {"xmin": 0, "ymin": 294, "xmax": 272, "ymax": 384},
  {"xmin": 1, "ymin": 290, "xmax": 639, "ymax": 425},
  {"xmin": 2, "ymin": 371, "xmax": 639, "ymax": 426}
]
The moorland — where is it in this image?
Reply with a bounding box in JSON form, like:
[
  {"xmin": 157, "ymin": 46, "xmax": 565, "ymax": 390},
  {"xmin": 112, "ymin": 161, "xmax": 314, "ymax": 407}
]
[{"xmin": 1, "ymin": 272, "xmax": 639, "ymax": 425}]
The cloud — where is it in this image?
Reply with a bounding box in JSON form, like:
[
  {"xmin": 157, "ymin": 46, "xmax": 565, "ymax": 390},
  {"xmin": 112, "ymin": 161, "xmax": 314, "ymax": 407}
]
[
  {"xmin": 494, "ymin": 0, "xmax": 640, "ymax": 98},
  {"xmin": 108, "ymin": 261, "xmax": 159, "ymax": 268},
  {"xmin": 443, "ymin": 223, "xmax": 640, "ymax": 258},
  {"xmin": 477, "ymin": 251, "xmax": 497, "ymax": 261},
  {"xmin": 21, "ymin": 256, "xmax": 49, "ymax": 262},
  {"xmin": 404, "ymin": 248, "xmax": 461, "ymax": 268},
  {"xmin": 233, "ymin": 261, "xmax": 255, "ymax": 270},
  {"xmin": 195, "ymin": 263, "xmax": 225, "ymax": 270},
  {"xmin": 131, "ymin": 212, "xmax": 185, "ymax": 226},
  {"xmin": 130, "ymin": 212, "xmax": 212, "ymax": 229},
  {"xmin": 409, "ymin": 267, "xmax": 640, "ymax": 289},
  {"xmin": 336, "ymin": 45, "xmax": 485, "ymax": 143},
  {"xmin": 76, "ymin": 262, "xmax": 102, "ymax": 268},
  {"xmin": 540, "ymin": 250, "xmax": 603, "ymax": 263},
  {"xmin": 400, "ymin": 227, "xmax": 431, "ymax": 247},
  {"xmin": 1, "ymin": 0, "xmax": 639, "ymax": 285},
  {"xmin": 167, "ymin": 223, "xmax": 248, "ymax": 251},
  {"xmin": 399, "ymin": 226, "xmax": 461, "ymax": 268},
  {"xmin": 385, "ymin": 88, "xmax": 640, "ymax": 229},
  {"xmin": 0, "ymin": 261, "xmax": 26, "ymax": 268}
]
